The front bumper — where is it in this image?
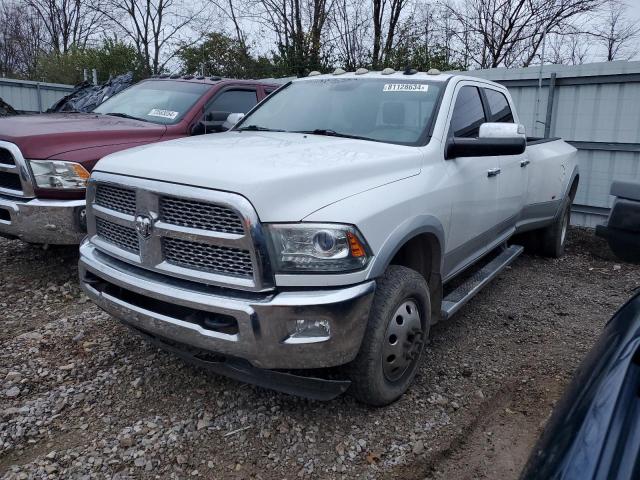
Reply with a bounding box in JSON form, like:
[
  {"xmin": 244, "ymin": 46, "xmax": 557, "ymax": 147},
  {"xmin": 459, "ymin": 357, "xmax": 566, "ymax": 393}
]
[
  {"xmin": 79, "ymin": 241, "xmax": 375, "ymax": 370},
  {"xmin": 0, "ymin": 195, "xmax": 86, "ymax": 244}
]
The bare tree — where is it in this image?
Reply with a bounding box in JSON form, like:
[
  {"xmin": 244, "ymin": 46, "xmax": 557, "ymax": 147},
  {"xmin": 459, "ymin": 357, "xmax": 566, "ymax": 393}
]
[
  {"xmin": 444, "ymin": 0, "xmax": 604, "ymax": 68},
  {"xmin": 0, "ymin": 2, "xmax": 23, "ymax": 76},
  {"xmin": 546, "ymin": 31, "xmax": 589, "ymax": 64},
  {"xmin": 204, "ymin": 0, "xmax": 251, "ymax": 49},
  {"xmin": 371, "ymin": 0, "xmax": 408, "ymax": 68},
  {"xmin": 0, "ymin": 1, "xmax": 46, "ymax": 78},
  {"xmin": 410, "ymin": 1, "xmax": 471, "ymax": 69},
  {"xmin": 329, "ymin": 0, "xmax": 371, "ymax": 69},
  {"xmin": 588, "ymin": 0, "xmax": 640, "ymax": 60},
  {"xmin": 248, "ymin": 0, "xmax": 334, "ymax": 75},
  {"xmin": 26, "ymin": 0, "xmax": 105, "ymax": 54},
  {"xmin": 95, "ymin": 0, "xmax": 208, "ymax": 75}
]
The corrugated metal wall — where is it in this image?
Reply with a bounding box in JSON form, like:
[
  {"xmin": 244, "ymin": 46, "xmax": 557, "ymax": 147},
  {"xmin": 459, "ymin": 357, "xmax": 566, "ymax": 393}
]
[
  {"xmin": 469, "ymin": 61, "xmax": 640, "ymax": 227},
  {"xmin": 0, "ymin": 78, "xmax": 73, "ymax": 113}
]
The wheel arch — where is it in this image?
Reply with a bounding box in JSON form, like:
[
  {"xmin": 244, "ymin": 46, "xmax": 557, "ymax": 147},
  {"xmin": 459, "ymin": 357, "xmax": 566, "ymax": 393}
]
[
  {"xmin": 368, "ymin": 216, "xmax": 445, "ymax": 322},
  {"xmin": 569, "ymin": 173, "xmax": 580, "ymax": 200},
  {"xmin": 553, "ymin": 166, "xmax": 580, "ymax": 222}
]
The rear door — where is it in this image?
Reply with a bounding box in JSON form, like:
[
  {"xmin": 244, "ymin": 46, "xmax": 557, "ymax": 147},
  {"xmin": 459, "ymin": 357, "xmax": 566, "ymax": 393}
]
[
  {"xmin": 481, "ymin": 87, "xmax": 528, "ymax": 233},
  {"xmin": 444, "ymin": 84, "xmax": 500, "ymax": 275}
]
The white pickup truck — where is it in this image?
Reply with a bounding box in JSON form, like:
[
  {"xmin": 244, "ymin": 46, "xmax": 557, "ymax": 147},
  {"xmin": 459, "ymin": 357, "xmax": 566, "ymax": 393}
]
[{"xmin": 79, "ymin": 70, "xmax": 578, "ymax": 405}]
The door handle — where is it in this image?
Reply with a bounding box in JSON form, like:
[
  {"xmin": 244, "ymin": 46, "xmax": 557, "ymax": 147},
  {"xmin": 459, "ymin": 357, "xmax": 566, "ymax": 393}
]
[
  {"xmin": 520, "ymin": 159, "xmax": 530, "ymax": 168},
  {"xmin": 487, "ymin": 168, "xmax": 501, "ymax": 177}
]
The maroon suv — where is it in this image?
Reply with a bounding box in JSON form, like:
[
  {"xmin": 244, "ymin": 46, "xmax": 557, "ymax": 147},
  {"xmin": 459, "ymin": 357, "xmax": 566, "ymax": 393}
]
[{"xmin": 0, "ymin": 76, "xmax": 278, "ymax": 244}]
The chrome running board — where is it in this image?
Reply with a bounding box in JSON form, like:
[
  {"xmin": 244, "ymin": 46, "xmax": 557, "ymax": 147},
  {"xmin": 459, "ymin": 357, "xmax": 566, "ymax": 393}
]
[{"xmin": 441, "ymin": 245, "xmax": 524, "ymax": 321}]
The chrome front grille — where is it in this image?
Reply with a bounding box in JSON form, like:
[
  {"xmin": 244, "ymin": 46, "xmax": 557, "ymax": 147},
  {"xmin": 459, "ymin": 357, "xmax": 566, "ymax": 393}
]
[
  {"xmin": 0, "ymin": 143, "xmax": 31, "ymax": 197},
  {"xmin": 164, "ymin": 238, "xmax": 253, "ymax": 277},
  {"xmin": 95, "ymin": 184, "xmax": 136, "ymax": 215},
  {"xmin": 87, "ymin": 173, "xmax": 272, "ymax": 292},
  {"xmin": 0, "ymin": 148, "xmax": 15, "ymax": 166},
  {"xmin": 0, "ymin": 172, "xmax": 22, "ymax": 191},
  {"xmin": 160, "ymin": 197, "xmax": 245, "ymax": 234},
  {"xmin": 95, "ymin": 218, "xmax": 140, "ymax": 254}
]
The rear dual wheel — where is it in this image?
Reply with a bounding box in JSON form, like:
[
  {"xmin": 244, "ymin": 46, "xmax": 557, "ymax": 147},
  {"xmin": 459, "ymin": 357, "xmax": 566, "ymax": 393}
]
[
  {"xmin": 346, "ymin": 265, "xmax": 431, "ymax": 406},
  {"xmin": 541, "ymin": 200, "xmax": 571, "ymax": 258},
  {"xmin": 517, "ymin": 200, "xmax": 571, "ymax": 258}
]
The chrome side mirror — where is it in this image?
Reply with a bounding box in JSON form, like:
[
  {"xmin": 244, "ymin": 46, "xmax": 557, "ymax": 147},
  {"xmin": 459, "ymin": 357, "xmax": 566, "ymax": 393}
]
[
  {"xmin": 224, "ymin": 112, "xmax": 245, "ymax": 130},
  {"xmin": 479, "ymin": 122, "xmax": 526, "ymax": 139}
]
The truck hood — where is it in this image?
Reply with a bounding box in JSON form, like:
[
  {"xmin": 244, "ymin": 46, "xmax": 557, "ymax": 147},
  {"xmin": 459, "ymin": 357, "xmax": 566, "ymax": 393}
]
[
  {"xmin": 0, "ymin": 113, "xmax": 166, "ymax": 160},
  {"xmin": 94, "ymin": 131, "xmax": 422, "ymax": 221}
]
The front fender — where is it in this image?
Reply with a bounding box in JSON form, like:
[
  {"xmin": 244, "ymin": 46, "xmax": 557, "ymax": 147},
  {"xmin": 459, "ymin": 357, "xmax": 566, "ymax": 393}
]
[{"xmin": 367, "ymin": 215, "xmax": 445, "ymax": 279}]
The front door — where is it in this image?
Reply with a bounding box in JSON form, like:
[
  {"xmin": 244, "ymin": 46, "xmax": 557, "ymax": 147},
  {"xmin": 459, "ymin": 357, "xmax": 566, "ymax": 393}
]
[{"xmin": 443, "ymin": 84, "xmax": 500, "ymax": 277}]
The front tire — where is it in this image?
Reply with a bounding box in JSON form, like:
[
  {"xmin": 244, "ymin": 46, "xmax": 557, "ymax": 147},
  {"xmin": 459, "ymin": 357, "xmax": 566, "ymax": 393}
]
[{"xmin": 346, "ymin": 265, "xmax": 431, "ymax": 406}]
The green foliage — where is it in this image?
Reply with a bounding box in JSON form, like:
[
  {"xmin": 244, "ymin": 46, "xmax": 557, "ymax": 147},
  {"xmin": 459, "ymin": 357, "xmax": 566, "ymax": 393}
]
[
  {"xmin": 179, "ymin": 32, "xmax": 281, "ymax": 79},
  {"xmin": 35, "ymin": 40, "xmax": 146, "ymax": 85},
  {"xmin": 90, "ymin": 40, "xmax": 147, "ymax": 81},
  {"xmin": 384, "ymin": 42, "xmax": 465, "ymax": 72},
  {"xmin": 270, "ymin": 43, "xmax": 330, "ymax": 77}
]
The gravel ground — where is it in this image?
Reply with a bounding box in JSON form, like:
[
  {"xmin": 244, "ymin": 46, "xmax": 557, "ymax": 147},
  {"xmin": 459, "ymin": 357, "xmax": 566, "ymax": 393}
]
[{"xmin": 1, "ymin": 228, "xmax": 639, "ymax": 479}]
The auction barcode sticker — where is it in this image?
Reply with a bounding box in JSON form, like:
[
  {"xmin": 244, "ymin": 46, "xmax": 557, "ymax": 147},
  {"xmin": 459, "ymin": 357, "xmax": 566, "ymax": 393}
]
[
  {"xmin": 383, "ymin": 84, "xmax": 429, "ymax": 93},
  {"xmin": 148, "ymin": 108, "xmax": 179, "ymax": 119}
]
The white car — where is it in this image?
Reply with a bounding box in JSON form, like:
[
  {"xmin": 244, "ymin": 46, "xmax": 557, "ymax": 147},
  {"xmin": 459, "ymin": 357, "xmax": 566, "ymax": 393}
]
[{"xmin": 78, "ymin": 69, "xmax": 578, "ymax": 405}]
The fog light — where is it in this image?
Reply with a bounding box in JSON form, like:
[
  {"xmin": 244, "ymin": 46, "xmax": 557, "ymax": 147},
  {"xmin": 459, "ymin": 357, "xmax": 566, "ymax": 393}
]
[
  {"xmin": 285, "ymin": 319, "xmax": 331, "ymax": 344},
  {"xmin": 77, "ymin": 207, "xmax": 87, "ymax": 231}
]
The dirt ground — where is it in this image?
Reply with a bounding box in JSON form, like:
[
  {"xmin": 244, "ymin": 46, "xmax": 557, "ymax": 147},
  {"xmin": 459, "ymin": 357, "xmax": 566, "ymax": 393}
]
[{"xmin": 1, "ymin": 228, "xmax": 639, "ymax": 479}]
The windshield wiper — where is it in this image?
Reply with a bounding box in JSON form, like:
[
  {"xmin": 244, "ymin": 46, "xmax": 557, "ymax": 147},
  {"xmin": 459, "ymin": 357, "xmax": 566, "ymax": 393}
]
[
  {"xmin": 293, "ymin": 129, "xmax": 371, "ymax": 141},
  {"xmin": 236, "ymin": 125, "xmax": 286, "ymax": 132},
  {"xmin": 104, "ymin": 112, "xmax": 148, "ymax": 122}
]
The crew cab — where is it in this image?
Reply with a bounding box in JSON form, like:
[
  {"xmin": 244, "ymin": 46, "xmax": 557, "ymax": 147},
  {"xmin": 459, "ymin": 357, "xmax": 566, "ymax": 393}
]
[
  {"xmin": 78, "ymin": 70, "xmax": 579, "ymax": 405},
  {"xmin": 0, "ymin": 76, "xmax": 277, "ymax": 245}
]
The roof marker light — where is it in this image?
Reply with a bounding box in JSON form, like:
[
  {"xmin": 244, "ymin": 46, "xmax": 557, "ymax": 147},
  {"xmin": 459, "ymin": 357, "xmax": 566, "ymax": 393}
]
[
  {"xmin": 333, "ymin": 68, "xmax": 346, "ymax": 75},
  {"xmin": 427, "ymin": 68, "xmax": 441, "ymax": 75},
  {"xmin": 355, "ymin": 68, "xmax": 368, "ymax": 75},
  {"xmin": 381, "ymin": 68, "xmax": 395, "ymax": 75},
  {"xmin": 308, "ymin": 71, "xmax": 321, "ymax": 77},
  {"xmin": 209, "ymin": 76, "xmax": 222, "ymax": 81}
]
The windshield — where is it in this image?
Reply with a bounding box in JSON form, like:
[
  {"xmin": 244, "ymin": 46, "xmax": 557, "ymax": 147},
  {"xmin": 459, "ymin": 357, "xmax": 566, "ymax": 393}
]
[
  {"xmin": 93, "ymin": 81, "xmax": 210, "ymax": 125},
  {"xmin": 238, "ymin": 78, "xmax": 443, "ymax": 145}
]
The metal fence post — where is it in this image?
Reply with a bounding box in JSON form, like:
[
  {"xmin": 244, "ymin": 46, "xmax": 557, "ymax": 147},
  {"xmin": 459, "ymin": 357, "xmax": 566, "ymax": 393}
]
[
  {"xmin": 544, "ymin": 73, "xmax": 557, "ymax": 138},
  {"xmin": 36, "ymin": 82, "xmax": 43, "ymax": 113}
]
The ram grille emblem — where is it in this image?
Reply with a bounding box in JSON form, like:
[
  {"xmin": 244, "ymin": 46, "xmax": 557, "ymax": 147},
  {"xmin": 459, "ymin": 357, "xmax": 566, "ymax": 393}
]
[{"xmin": 134, "ymin": 214, "xmax": 154, "ymax": 239}]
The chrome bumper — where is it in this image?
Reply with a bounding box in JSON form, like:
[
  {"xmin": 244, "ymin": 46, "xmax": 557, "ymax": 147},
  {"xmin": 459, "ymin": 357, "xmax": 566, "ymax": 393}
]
[
  {"xmin": 79, "ymin": 241, "xmax": 375, "ymax": 369},
  {"xmin": 0, "ymin": 196, "xmax": 86, "ymax": 244}
]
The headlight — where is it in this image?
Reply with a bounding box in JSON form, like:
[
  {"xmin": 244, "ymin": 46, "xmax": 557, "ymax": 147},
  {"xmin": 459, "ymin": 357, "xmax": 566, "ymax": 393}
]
[
  {"xmin": 28, "ymin": 160, "xmax": 90, "ymax": 189},
  {"xmin": 267, "ymin": 223, "xmax": 371, "ymax": 273}
]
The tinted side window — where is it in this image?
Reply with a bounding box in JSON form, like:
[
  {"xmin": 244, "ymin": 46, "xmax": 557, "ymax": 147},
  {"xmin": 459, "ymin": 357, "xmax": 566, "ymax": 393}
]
[
  {"xmin": 484, "ymin": 89, "xmax": 514, "ymax": 123},
  {"xmin": 207, "ymin": 89, "xmax": 257, "ymax": 115},
  {"xmin": 450, "ymin": 86, "xmax": 486, "ymax": 138}
]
